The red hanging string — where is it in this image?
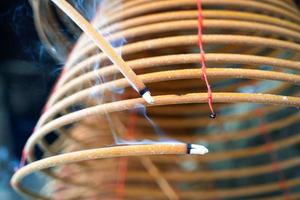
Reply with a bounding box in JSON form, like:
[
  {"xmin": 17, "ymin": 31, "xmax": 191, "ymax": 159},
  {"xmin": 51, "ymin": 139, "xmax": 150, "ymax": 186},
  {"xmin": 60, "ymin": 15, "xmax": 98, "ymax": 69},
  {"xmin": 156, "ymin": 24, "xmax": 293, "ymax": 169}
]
[
  {"xmin": 256, "ymin": 109, "xmax": 290, "ymax": 200},
  {"xmin": 116, "ymin": 111, "xmax": 137, "ymax": 199},
  {"xmin": 196, "ymin": 0, "xmax": 216, "ymax": 119},
  {"xmin": 116, "ymin": 157, "xmax": 128, "ymax": 199}
]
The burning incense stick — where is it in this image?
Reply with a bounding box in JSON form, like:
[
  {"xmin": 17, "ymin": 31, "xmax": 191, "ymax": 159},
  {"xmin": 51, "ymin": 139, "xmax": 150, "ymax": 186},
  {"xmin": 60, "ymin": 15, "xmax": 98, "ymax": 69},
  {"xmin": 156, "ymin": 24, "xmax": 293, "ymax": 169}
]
[
  {"xmin": 51, "ymin": 0, "xmax": 154, "ymax": 104},
  {"xmin": 11, "ymin": 143, "xmax": 208, "ymax": 199}
]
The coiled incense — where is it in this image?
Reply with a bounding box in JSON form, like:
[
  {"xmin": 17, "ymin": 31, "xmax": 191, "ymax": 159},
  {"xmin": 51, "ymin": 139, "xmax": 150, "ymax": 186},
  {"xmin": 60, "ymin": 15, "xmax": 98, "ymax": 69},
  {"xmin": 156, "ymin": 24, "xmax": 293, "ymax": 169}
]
[
  {"xmin": 11, "ymin": 143, "xmax": 207, "ymax": 199},
  {"xmin": 12, "ymin": 0, "xmax": 300, "ymax": 199}
]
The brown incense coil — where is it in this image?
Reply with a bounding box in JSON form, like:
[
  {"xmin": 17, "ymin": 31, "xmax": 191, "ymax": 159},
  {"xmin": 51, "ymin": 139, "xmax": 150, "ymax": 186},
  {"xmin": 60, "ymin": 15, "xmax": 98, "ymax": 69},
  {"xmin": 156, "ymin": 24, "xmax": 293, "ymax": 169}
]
[{"xmin": 11, "ymin": 0, "xmax": 300, "ymax": 200}]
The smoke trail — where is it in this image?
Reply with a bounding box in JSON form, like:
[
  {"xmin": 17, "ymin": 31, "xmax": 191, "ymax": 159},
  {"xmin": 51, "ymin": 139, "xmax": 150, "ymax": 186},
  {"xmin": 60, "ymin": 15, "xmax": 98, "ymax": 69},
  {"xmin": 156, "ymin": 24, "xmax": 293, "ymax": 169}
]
[
  {"xmin": 88, "ymin": 0, "xmax": 128, "ymax": 144},
  {"xmin": 72, "ymin": 0, "xmax": 100, "ymax": 21},
  {"xmin": 88, "ymin": 1, "xmax": 179, "ymax": 146},
  {"xmin": 90, "ymin": 49, "xmax": 121, "ymax": 144},
  {"xmin": 98, "ymin": 0, "xmax": 128, "ymax": 96},
  {"xmin": 115, "ymin": 104, "xmax": 180, "ymax": 145},
  {"xmin": 9, "ymin": 1, "xmax": 53, "ymax": 64},
  {"xmin": 134, "ymin": 103, "xmax": 166, "ymax": 138}
]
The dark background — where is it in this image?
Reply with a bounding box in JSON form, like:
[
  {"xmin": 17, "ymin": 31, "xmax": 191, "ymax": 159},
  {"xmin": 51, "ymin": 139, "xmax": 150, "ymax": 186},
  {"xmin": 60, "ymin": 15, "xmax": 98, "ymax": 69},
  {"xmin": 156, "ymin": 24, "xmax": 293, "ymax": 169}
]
[
  {"xmin": 0, "ymin": 0, "xmax": 299, "ymax": 199},
  {"xmin": 0, "ymin": 0, "xmax": 58, "ymax": 157},
  {"xmin": 0, "ymin": 0, "xmax": 59, "ymax": 199}
]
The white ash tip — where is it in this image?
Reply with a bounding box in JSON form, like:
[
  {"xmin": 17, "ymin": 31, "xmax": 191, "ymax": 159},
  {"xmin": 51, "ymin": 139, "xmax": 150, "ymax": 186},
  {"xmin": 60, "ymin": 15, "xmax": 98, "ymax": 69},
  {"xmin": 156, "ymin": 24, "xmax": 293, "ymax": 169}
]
[
  {"xmin": 190, "ymin": 144, "xmax": 209, "ymax": 155},
  {"xmin": 142, "ymin": 91, "xmax": 154, "ymax": 104}
]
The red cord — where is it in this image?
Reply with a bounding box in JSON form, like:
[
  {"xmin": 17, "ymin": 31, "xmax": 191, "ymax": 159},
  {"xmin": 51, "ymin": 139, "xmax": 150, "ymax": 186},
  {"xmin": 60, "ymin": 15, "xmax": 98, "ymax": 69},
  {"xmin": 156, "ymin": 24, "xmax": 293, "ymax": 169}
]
[
  {"xmin": 256, "ymin": 109, "xmax": 290, "ymax": 200},
  {"xmin": 196, "ymin": 0, "xmax": 216, "ymax": 118},
  {"xmin": 116, "ymin": 112, "xmax": 137, "ymax": 199},
  {"xmin": 116, "ymin": 158, "xmax": 128, "ymax": 199}
]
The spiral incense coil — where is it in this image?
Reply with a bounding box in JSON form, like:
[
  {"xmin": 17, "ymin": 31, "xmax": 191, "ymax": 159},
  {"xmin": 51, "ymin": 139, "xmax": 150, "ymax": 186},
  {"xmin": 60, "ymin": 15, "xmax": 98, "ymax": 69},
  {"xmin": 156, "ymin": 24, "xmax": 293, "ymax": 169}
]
[{"xmin": 11, "ymin": 0, "xmax": 300, "ymax": 199}]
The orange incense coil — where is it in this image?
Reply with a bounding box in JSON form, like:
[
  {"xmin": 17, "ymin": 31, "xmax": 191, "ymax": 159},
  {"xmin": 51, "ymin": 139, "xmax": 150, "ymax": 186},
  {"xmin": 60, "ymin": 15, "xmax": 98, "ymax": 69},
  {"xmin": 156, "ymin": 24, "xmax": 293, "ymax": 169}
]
[{"xmin": 11, "ymin": 0, "xmax": 300, "ymax": 200}]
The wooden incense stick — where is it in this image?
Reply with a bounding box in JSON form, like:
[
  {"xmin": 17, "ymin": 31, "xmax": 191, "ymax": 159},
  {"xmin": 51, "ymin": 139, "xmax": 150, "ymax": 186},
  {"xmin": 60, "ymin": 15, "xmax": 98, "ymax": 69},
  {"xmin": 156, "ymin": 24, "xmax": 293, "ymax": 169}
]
[
  {"xmin": 11, "ymin": 143, "xmax": 208, "ymax": 199},
  {"xmin": 51, "ymin": 0, "xmax": 154, "ymax": 104}
]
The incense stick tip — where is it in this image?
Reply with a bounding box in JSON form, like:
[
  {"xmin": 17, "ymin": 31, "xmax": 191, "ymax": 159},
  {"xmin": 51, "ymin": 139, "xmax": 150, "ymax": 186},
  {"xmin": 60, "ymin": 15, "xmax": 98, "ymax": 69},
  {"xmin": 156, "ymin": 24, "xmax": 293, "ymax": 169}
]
[
  {"xmin": 189, "ymin": 144, "xmax": 209, "ymax": 155},
  {"xmin": 142, "ymin": 91, "xmax": 154, "ymax": 104}
]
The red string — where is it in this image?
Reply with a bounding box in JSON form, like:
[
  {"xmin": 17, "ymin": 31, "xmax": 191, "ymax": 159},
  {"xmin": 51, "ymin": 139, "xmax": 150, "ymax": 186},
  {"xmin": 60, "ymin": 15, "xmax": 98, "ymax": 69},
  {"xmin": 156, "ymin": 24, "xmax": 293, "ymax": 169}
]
[
  {"xmin": 256, "ymin": 109, "xmax": 290, "ymax": 200},
  {"xmin": 116, "ymin": 157, "xmax": 128, "ymax": 199},
  {"xmin": 116, "ymin": 112, "xmax": 137, "ymax": 199},
  {"xmin": 196, "ymin": 0, "xmax": 215, "ymax": 118}
]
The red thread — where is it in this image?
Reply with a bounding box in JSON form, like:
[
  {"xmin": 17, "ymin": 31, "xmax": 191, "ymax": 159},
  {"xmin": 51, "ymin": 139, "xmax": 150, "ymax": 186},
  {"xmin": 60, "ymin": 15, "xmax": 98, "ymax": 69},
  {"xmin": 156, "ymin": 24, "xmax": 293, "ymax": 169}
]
[
  {"xmin": 116, "ymin": 112, "xmax": 137, "ymax": 199},
  {"xmin": 116, "ymin": 158, "xmax": 128, "ymax": 199},
  {"xmin": 196, "ymin": 0, "xmax": 215, "ymax": 118},
  {"xmin": 256, "ymin": 109, "xmax": 290, "ymax": 200}
]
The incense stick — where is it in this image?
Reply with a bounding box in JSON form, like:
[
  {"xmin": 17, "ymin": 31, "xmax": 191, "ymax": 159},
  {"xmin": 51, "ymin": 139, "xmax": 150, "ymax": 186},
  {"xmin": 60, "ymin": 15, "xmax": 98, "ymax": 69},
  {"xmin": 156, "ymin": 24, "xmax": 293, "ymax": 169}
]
[
  {"xmin": 51, "ymin": 0, "xmax": 154, "ymax": 104},
  {"xmin": 11, "ymin": 143, "xmax": 208, "ymax": 199}
]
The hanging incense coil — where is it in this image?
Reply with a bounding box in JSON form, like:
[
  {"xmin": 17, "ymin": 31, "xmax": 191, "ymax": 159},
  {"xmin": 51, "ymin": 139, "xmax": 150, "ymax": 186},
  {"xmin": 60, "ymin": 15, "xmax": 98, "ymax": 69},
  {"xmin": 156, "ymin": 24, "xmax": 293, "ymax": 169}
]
[{"xmin": 12, "ymin": 0, "xmax": 300, "ymax": 199}]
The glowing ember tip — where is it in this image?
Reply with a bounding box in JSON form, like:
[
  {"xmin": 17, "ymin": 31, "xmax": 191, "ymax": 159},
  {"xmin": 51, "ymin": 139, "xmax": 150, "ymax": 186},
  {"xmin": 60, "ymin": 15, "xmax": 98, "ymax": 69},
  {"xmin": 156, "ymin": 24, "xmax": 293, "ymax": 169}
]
[
  {"xmin": 188, "ymin": 144, "xmax": 209, "ymax": 155},
  {"xmin": 142, "ymin": 91, "xmax": 154, "ymax": 104}
]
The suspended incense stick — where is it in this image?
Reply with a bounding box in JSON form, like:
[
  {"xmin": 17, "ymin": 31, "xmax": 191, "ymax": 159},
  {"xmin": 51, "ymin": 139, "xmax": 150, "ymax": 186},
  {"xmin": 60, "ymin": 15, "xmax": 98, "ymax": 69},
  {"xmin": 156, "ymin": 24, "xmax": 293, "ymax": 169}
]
[{"xmin": 51, "ymin": 0, "xmax": 154, "ymax": 104}]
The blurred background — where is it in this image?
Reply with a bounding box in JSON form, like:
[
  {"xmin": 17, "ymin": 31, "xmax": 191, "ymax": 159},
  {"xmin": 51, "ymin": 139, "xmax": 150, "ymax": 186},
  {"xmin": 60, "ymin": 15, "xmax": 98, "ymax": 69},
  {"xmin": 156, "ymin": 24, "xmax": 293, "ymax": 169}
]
[
  {"xmin": 0, "ymin": 0, "xmax": 300, "ymax": 199},
  {"xmin": 1, "ymin": 0, "xmax": 58, "ymax": 199}
]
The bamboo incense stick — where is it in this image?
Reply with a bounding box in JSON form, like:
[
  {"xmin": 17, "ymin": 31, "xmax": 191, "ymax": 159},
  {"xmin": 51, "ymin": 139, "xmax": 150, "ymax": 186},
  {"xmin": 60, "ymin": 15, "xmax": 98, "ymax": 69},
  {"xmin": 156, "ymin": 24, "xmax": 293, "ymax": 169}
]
[
  {"xmin": 11, "ymin": 143, "xmax": 208, "ymax": 199},
  {"xmin": 51, "ymin": 0, "xmax": 154, "ymax": 104}
]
